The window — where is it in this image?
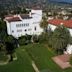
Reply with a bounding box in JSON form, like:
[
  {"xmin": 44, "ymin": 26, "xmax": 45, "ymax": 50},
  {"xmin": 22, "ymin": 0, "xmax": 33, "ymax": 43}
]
[
  {"xmin": 16, "ymin": 23, "xmax": 29, "ymax": 27},
  {"xmin": 28, "ymin": 29, "xmax": 32, "ymax": 31},
  {"xmin": 24, "ymin": 24, "xmax": 25, "ymax": 26},
  {"xmin": 16, "ymin": 24, "xmax": 18, "ymax": 27},
  {"xmin": 33, "ymin": 22, "xmax": 39, "ymax": 24},
  {"xmin": 17, "ymin": 30, "xmax": 22, "ymax": 32},
  {"xmin": 16, "ymin": 24, "xmax": 20, "ymax": 27},
  {"xmin": 22, "ymin": 24, "xmax": 23, "ymax": 26},
  {"xmin": 12, "ymin": 30, "xmax": 14, "ymax": 33},
  {"xmin": 26, "ymin": 23, "xmax": 29, "ymax": 26},
  {"xmin": 25, "ymin": 29, "xmax": 27, "ymax": 32},
  {"xmin": 34, "ymin": 27, "xmax": 36, "ymax": 31}
]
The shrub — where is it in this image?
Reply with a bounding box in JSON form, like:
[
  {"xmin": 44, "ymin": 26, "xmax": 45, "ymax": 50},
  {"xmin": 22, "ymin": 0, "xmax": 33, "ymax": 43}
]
[
  {"xmin": 18, "ymin": 36, "xmax": 26, "ymax": 45},
  {"xmin": 18, "ymin": 35, "xmax": 32, "ymax": 46},
  {"xmin": 32, "ymin": 35, "xmax": 39, "ymax": 43},
  {"xmin": 70, "ymin": 55, "xmax": 72, "ymax": 65}
]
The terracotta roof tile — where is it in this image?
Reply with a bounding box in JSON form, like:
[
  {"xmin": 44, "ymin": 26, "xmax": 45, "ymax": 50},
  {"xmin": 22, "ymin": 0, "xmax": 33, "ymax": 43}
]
[
  {"xmin": 6, "ymin": 17, "xmax": 21, "ymax": 22},
  {"xmin": 48, "ymin": 19, "xmax": 72, "ymax": 28}
]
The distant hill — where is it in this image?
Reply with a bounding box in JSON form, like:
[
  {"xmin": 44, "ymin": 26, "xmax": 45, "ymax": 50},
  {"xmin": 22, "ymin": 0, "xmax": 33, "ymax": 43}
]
[
  {"xmin": 0, "ymin": 0, "xmax": 72, "ymax": 11},
  {"xmin": 50, "ymin": 0, "xmax": 72, "ymax": 3},
  {"xmin": 49, "ymin": 0, "xmax": 72, "ymax": 4}
]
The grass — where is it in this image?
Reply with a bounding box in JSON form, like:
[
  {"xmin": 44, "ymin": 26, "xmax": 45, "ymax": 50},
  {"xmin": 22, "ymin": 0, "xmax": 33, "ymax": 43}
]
[
  {"xmin": 0, "ymin": 47, "xmax": 35, "ymax": 72},
  {"xmin": 0, "ymin": 52, "xmax": 8, "ymax": 62},
  {"xmin": 22, "ymin": 43, "xmax": 72, "ymax": 72},
  {"xmin": 0, "ymin": 43, "xmax": 72, "ymax": 72}
]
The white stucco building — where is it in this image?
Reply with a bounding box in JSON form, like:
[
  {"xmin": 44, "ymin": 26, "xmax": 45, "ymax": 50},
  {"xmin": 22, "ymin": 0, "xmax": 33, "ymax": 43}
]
[
  {"xmin": 4, "ymin": 9, "xmax": 43, "ymax": 38},
  {"xmin": 66, "ymin": 44, "xmax": 72, "ymax": 54}
]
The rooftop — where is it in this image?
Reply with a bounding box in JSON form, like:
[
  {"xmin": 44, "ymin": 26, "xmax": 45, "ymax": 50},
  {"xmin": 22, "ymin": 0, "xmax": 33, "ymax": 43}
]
[
  {"xmin": 5, "ymin": 14, "xmax": 32, "ymax": 22},
  {"xmin": 5, "ymin": 16, "xmax": 21, "ymax": 22},
  {"xmin": 48, "ymin": 19, "xmax": 72, "ymax": 28},
  {"xmin": 20, "ymin": 14, "xmax": 32, "ymax": 19}
]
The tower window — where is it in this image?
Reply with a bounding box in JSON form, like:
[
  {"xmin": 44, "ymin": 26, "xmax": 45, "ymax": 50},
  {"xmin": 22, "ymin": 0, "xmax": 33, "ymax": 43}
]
[
  {"xmin": 12, "ymin": 30, "xmax": 14, "ymax": 33},
  {"xmin": 34, "ymin": 27, "xmax": 36, "ymax": 31},
  {"xmin": 25, "ymin": 29, "xmax": 27, "ymax": 32}
]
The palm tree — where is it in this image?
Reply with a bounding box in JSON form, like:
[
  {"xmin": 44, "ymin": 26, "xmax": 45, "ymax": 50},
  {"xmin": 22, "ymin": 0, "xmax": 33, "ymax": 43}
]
[
  {"xmin": 51, "ymin": 25, "xmax": 70, "ymax": 54},
  {"xmin": 40, "ymin": 16, "xmax": 48, "ymax": 32}
]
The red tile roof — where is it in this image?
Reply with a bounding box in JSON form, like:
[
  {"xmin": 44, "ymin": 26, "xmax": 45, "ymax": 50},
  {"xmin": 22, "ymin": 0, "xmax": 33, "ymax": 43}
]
[
  {"xmin": 6, "ymin": 17, "xmax": 21, "ymax": 22},
  {"xmin": 48, "ymin": 19, "xmax": 72, "ymax": 28},
  {"xmin": 5, "ymin": 14, "xmax": 32, "ymax": 22}
]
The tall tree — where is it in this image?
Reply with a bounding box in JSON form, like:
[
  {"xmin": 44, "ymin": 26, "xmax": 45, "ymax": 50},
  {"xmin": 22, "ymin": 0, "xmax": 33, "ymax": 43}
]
[
  {"xmin": 51, "ymin": 25, "xmax": 70, "ymax": 54},
  {"xmin": 6, "ymin": 42, "xmax": 15, "ymax": 61},
  {"xmin": 5, "ymin": 35, "xmax": 17, "ymax": 61},
  {"xmin": 0, "ymin": 20, "xmax": 6, "ymax": 31},
  {"xmin": 0, "ymin": 20, "xmax": 7, "ymax": 41},
  {"xmin": 40, "ymin": 16, "xmax": 48, "ymax": 32}
]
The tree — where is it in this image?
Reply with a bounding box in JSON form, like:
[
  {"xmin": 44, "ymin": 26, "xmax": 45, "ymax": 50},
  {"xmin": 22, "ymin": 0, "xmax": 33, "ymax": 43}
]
[
  {"xmin": 39, "ymin": 32, "xmax": 48, "ymax": 43},
  {"xmin": 5, "ymin": 35, "xmax": 16, "ymax": 61},
  {"xmin": 18, "ymin": 35, "xmax": 32, "ymax": 45},
  {"xmin": 70, "ymin": 55, "xmax": 72, "ymax": 65},
  {"xmin": 51, "ymin": 25, "xmax": 70, "ymax": 54},
  {"xmin": 21, "ymin": 8, "xmax": 29, "ymax": 14},
  {"xmin": 0, "ymin": 30, "xmax": 7, "ymax": 42},
  {"xmin": 18, "ymin": 36, "xmax": 27, "ymax": 45},
  {"xmin": 39, "ymin": 27, "xmax": 53, "ymax": 44},
  {"xmin": 0, "ymin": 43, "xmax": 6, "ymax": 52},
  {"xmin": 31, "ymin": 35, "xmax": 39, "ymax": 43},
  {"xmin": 5, "ymin": 42, "xmax": 15, "ymax": 61},
  {"xmin": 0, "ymin": 20, "xmax": 6, "ymax": 31},
  {"xmin": 0, "ymin": 11, "xmax": 8, "ymax": 20},
  {"xmin": 40, "ymin": 16, "xmax": 48, "ymax": 32},
  {"xmin": 5, "ymin": 35, "xmax": 16, "ymax": 45},
  {"xmin": 0, "ymin": 20, "xmax": 7, "ymax": 41}
]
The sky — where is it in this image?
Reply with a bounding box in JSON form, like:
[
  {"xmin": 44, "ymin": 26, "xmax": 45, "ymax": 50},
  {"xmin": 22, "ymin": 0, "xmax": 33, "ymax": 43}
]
[{"xmin": 50, "ymin": 0, "xmax": 72, "ymax": 3}]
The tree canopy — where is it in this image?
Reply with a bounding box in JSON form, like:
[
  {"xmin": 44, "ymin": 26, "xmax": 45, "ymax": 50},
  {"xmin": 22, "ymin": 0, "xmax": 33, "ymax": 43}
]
[
  {"xmin": 50, "ymin": 25, "xmax": 70, "ymax": 54},
  {"xmin": 40, "ymin": 16, "xmax": 48, "ymax": 32}
]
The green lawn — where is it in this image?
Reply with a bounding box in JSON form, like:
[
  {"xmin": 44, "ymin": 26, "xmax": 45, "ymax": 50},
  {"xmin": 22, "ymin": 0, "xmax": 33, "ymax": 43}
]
[
  {"xmin": 0, "ymin": 44, "xmax": 72, "ymax": 72},
  {"xmin": 0, "ymin": 52, "xmax": 8, "ymax": 61},
  {"xmin": 0, "ymin": 47, "xmax": 35, "ymax": 72},
  {"xmin": 23, "ymin": 44, "xmax": 72, "ymax": 72}
]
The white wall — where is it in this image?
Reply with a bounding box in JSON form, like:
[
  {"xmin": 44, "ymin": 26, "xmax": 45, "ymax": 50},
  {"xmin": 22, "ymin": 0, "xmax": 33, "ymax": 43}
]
[
  {"xmin": 48, "ymin": 24, "xmax": 56, "ymax": 31},
  {"xmin": 66, "ymin": 44, "xmax": 72, "ymax": 54},
  {"xmin": 68, "ymin": 28, "xmax": 72, "ymax": 36},
  {"xmin": 5, "ymin": 9, "xmax": 43, "ymax": 38},
  {"xmin": 31, "ymin": 9, "xmax": 42, "ymax": 16},
  {"xmin": 6, "ymin": 21, "xmax": 11, "ymax": 35},
  {"xmin": 10, "ymin": 18, "xmax": 33, "ymax": 37}
]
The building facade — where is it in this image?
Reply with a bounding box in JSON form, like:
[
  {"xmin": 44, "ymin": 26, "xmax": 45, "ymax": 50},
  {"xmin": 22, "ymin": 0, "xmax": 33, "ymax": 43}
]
[{"xmin": 4, "ymin": 9, "xmax": 43, "ymax": 38}]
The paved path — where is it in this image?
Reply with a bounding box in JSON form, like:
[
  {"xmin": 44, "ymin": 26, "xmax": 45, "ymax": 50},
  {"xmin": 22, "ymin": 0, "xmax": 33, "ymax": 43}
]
[
  {"xmin": 52, "ymin": 54, "xmax": 71, "ymax": 69},
  {"xmin": 32, "ymin": 60, "xmax": 40, "ymax": 72},
  {"xmin": 24, "ymin": 49, "xmax": 40, "ymax": 72}
]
